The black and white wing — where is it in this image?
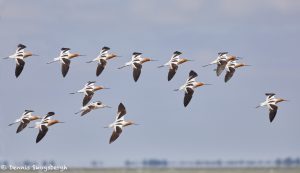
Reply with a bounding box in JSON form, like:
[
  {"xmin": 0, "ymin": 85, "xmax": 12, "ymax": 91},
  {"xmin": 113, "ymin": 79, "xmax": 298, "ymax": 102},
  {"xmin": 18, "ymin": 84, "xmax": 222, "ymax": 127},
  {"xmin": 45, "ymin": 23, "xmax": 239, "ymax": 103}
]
[
  {"xmin": 61, "ymin": 58, "xmax": 71, "ymax": 77},
  {"xmin": 269, "ymin": 104, "xmax": 278, "ymax": 123},
  {"xmin": 16, "ymin": 118, "xmax": 30, "ymax": 133},
  {"xmin": 184, "ymin": 87, "xmax": 194, "ymax": 107},
  {"xmin": 82, "ymin": 90, "xmax": 94, "ymax": 106},
  {"xmin": 224, "ymin": 67, "xmax": 236, "ymax": 83},
  {"xmin": 216, "ymin": 60, "xmax": 227, "ymax": 76},
  {"xmin": 15, "ymin": 58, "xmax": 25, "ymax": 78},
  {"xmin": 96, "ymin": 59, "xmax": 107, "ymax": 76},
  {"xmin": 168, "ymin": 63, "xmax": 178, "ymax": 81},
  {"xmin": 116, "ymin": 103, "xmax": 127, "ymax": 120},
  {"xmin": 132, "ymin": 63, "xmax": 142, "ymax": 82},
  {"xmin": 36, "ymin": 124, "xmax": 48, "ymax": 143},
  {"xmin": 188, "ymin": 70, "xmax": 198, "ymax": 81},
  {"xmin": 109, "ymin": 126, "xmax": 123, "ymax": 144}
]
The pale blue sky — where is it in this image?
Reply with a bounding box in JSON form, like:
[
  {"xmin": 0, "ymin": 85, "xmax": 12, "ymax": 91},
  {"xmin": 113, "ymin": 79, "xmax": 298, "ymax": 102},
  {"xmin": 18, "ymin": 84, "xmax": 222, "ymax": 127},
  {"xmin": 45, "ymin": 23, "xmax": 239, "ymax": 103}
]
[{"xmin": 0, "ymin": 0, "xmax": 299, "ymax": 167}]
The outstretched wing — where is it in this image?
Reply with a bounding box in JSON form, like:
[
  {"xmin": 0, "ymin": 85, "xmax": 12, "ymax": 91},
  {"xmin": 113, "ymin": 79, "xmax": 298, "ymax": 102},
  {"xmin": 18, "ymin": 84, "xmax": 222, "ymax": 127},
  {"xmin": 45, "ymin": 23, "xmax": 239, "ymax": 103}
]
[
  {"xmin": 224, "ymin": 67, "xmax": 235, "ymax": 83},
  {"xmin": 168, "ymin": 63, "xmax": 178, "ymax": 81},
  {"xmin": 188, "ymin": 70, "xmax": 198, "ymax": 81},
  {"xmin": 269, "ymin": 104, "xmax": 278, "ymax": 123},
  {"xmin": 15, "ymin": 58, "xmax": 25, "ymax": 78},
  {"xmin": 132, "ymin": 63, "xmax": 142, "ymax": 82},
  {"xmin": 82, "ymin": 91, "xmax": 94, "ymax": 106},
  {"xmin": 16, "ymin": 119, "xmax": 30, "ymax": 133},
  {"xmin": 116, "ymin": 103, "xmax": 127, "ymax": 120},
  {"xmin": 184, "ymin": 87, "xmax": 194, "ymax": 107},
  {"xmin": 81, "ymin": 109, "xmax": 92, "ymax": 116},
  {"xmin": 61, "ymin": 58, "xmax": 71, "ymax": 77},
  {"xmin": 96, "ymin": 59, "xmax": 107, "ymax": 76},
  {"xmin": 216, "ymin": 60, "xmax": 227, "ymax": 76},
  {"xmin": 36, "ymin": 125, "xmax": 48, "ymax": 143},
  {"xmin": 109, "ymin": 126, "xmax": 123, "ymax": 144}
]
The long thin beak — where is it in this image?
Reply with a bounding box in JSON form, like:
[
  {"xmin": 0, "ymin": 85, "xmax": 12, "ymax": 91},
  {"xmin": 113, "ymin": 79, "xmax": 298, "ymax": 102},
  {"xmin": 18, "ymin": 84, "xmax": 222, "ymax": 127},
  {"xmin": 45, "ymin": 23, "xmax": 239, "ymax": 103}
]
[
  {"xmin": 2, "ymin": 57, "xmax": 9, "ymax": 59},
  {"xmin": 58, "ymin": 122, "xmax": 65, "ymax": 123},
  {"xmin": 69, "ymin": 92, "xmax": 76, "ymax": 94},
  {"xmin": 46, "ymin": 61, "xmax": 56, "ymax": 64},
  {"xmin": 103, "ymin": 87, "xmax": 110, "ymax": 89},
  {"xmin": 173, "ymin": 89, "xmax": 179, "ymax": 91},
  {"xmin": 150, "ymin": 59, "xmax": 158, "ymax": 62},
  {"xmin": 103, "ymin": 126, "xmax": 109, "ymax": 128},
  {"xmin": 244, "ymin": 65, "xmax": 251, "ymax": 67},
  {"xmin": 133, "ymin": 123, "xmax": 140, "ymax": 125},
  {"xmin": 202, "ymin": 64, "xmax": 212, "ymax": 67},
  {"xmin": 187, "ymin": 59, "xmax": 194, "ymax": 62},
  {"xmin": 255, "ymin": 105, "xmax": 261, "ymax": 108},
  {"xmin": 203, "ymin": 84, "xmax": 212, "ymax": 85},
  {"xmin": 157, "ymin": 65, "xmax": 165, "ymax": 68},
  {"xmin": 75, "ymin": 111, "xmax": 81, "ymax": 114},
  {"xmin": 118, "ymin": 66, "xmax": 127, "ymax": 69},
  {"xmin": 105, "ymin": 105, "xmax": 112, "ymax": 108},
  {"xmin": 86, "ymin": 60, "xmax": 94, "ymax": 63},
  {"xmin": 78, "ymin": 55, "xmax": 86, "ymax": 57}
]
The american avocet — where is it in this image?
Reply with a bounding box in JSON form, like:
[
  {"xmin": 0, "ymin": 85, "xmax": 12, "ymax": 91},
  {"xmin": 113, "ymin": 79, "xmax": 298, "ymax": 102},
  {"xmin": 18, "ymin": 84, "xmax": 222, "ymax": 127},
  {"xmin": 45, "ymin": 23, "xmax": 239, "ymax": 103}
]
[
  {"xmin": 47, "ymin": 48, "xmax": 85, "ymax": 77},
  {"xmin": 118, "ymin": 52, "xmax": 156, "ymax": 82},
  {"xmin": 215, "ymin": 55, "xmax": 239, "ymax": 77},
  {"xmin": 224, "ymin": 60, "xmax": 250, "ymax": 82},
  {"xmin": 256, "ymin": 93, "xmax": 287, "ymax": 122},
  {"xmin": 70, "ymin": 81, "xmax": 109, "ymax": 106},
  {"xmin": 8, "ymin": 110, "xmax": 41, "ymax": 133},
  {"xmin": 174, "ymin": 70, "xmax": 211, "ymax": 107},
  {"xmin": 86, "ymin": 46, "xmax": 119, "ymax": 76},
  {"xmin": 158, "ymin": 51, "xmax": 192, "ymax": 81},
  {"xmin": 31, "ymin": 112, "xmax": 64, "ymax": 143},
  {"xmin": 75, "ymin": 101, "xmax": 111, "ymax": 116},
  {"xmin": 202, "ymin": 52, "xmax": 228, "ymax": 67},
  {"xmin": 105, "ymin": 103, "xmax": 137, "ymax": 144},
  {"xmin": 3, "ymin": 44, "xmax": 38, "ymax": 78}
]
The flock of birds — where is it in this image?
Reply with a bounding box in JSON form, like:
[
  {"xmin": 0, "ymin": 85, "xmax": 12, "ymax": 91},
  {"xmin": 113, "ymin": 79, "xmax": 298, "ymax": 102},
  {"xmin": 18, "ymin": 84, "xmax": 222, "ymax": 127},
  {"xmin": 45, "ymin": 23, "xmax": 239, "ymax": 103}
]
[{"xmin": 3, "ymin": 44, "xmax": 287, "ymax": 144}]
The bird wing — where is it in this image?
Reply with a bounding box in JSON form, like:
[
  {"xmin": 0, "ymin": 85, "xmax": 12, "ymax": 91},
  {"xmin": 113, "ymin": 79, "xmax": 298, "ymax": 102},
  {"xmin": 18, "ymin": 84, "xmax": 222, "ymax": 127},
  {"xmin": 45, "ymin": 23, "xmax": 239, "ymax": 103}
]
[
  {"xmin": 132, "ymin": 63, "xmax": 142, "ymax": 82},
  {"xmin": 16, "ymin": 119, "xmax": 30, "ymax": 133},
  {"xmin": 81, "ymin": 109, "xmax": 92, "ymax": 116},
  {"xmin": 15, "ymin": 58, "xmax": 25, "ymax": 78},
  {"xmin": 216, "ymin": 60, "xmax": 227, "ymax": 76},
  {"xmin": 82, "ymin": 91, "xmax": 94, "ymax": 106},
  {"xmin": 184, "ymin": 87, "xmax": 194, "ymax": 107},
  {"xmin": 96, "ymin": 59, "xmax": 107, "ymax": 76},
  {"xmin": 109, "ymin": 126, "xmax": 123, "ymax": 144},
  {"xmin": 116, "ymin": 103, "xmax": 127, "ymax": 120},
  {"xmin": 36, "ymin": 125, "xmax": 48, "ymax": 143},
  {"xmin": 188, "ymin": 70, "xmax": 198, "ymax": 81},
  {"xmin": 168, "ymin": 63, "xmax": 178, "ymax": 81},
  {"xmin": 61, "ymin": 58, "xmax": 71, "ymax": 77},
  {"xmin": 269, "ymin": 104, "xmax": 278, "ymax": 123},
  {"xmin": 224, "ymin": 67, "xmax": 236, "ymax": 83}
]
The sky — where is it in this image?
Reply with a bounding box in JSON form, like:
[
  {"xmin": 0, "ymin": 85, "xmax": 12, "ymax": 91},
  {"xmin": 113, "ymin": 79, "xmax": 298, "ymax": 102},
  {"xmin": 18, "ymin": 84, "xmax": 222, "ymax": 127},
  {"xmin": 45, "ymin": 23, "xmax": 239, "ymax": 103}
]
[{"xmin": 0, "ymin": 0, "xmax": 300, "ymax": 167}]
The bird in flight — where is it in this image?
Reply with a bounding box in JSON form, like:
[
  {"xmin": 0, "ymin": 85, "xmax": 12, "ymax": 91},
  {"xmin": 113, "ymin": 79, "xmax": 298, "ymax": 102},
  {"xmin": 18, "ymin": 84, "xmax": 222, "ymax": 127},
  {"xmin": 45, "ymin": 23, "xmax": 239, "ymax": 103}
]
[
  {"xmin": 118, "ymin": 52, "xmax": 157, "ymax": 82},
  {"xmin": 86, "ymin": 46, "xmax": 120, "ymax": 77},
  {"xmin": 175, "ymin": 70, "xmax": 211, "ymax": 107},
  {"xmin": 31, "ymin": 112, "xmax": 64, "ymax": 143},
  {"xmin": 47, "ymin": 48, "xmax": 85, "ymax": 77},
  {"xmin": 8, "ymin": 110, "xmax": 41, "ymax": 133},
  {"xmin": 3, "ymin": 44, "xmax": 38, "ymax": 78},
  {"xmin": 256, "ymin": 93, "xmax": 287, "ymax": 122},
  {"xmin": 224, "ymin": 60, "xmax": 250, "ymax": 83},
  {"xmin": 75, "ymin": 101, "xmax": 111, "ymax": 116},
  {"xmin": 70, "ymin": 81, "xmax": 109, "ymax": 106},
  {"xmin": 158, "ymin": 51, "xmax": 192, "ymax": 81},
  {"xmin": 105, "ymin": 103, "xmax": 137, "ymax": 144}
]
